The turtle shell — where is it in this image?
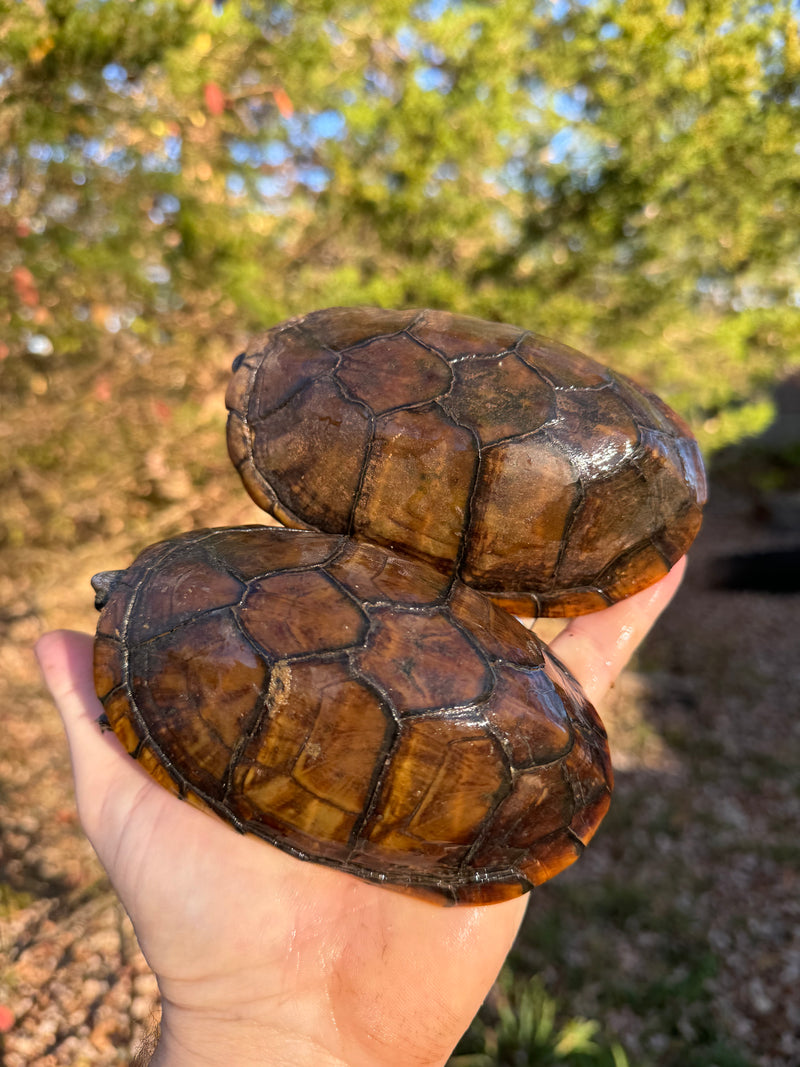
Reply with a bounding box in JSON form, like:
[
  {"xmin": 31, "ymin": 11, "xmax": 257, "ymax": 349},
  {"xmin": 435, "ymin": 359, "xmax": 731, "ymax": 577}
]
[
  {"xmin": 93, "ymin": 526, "xmax": 612, "ymax": 905},
  {"xmin": 226, "ymin": 307, "xmax": 707, "ymax": 616}
]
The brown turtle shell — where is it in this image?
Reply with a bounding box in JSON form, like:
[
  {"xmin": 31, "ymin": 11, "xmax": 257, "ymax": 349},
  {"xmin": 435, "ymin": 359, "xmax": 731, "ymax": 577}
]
[
  {"xmin": 93, "ymin": 307, "xmax": 706, "ymax": 903},
  {"xmin": 93, "ymin": 526, "xmax": 612, "ymax": 905},
  {"xmin": 226, "ymin": 307, "xmax": 707, "ymax": 616}
]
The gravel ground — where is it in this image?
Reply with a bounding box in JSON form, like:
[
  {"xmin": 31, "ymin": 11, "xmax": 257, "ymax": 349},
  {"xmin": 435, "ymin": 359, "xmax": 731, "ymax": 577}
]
[
  {"xmin": 1, "ymin": 477, "xmax": 798, "ymax": 1066},
  {"xmin": 1, "ymin": 620, "xmax": 159, "ymax": 1067}
]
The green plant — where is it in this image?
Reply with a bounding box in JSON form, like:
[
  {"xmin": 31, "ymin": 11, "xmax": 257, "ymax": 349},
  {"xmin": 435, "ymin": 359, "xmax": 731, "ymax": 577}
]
[{"xmin": 449, "ymin": 971, "xmax": 631, "ymax": 1067}]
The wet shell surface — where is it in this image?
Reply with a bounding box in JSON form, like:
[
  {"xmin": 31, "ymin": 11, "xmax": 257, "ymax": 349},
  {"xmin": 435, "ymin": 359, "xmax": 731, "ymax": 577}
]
[
  {"xmin": 94, "ymin": 527, "xmax": 612, "ymax": 904},
  {"xmin": 93, "ymin": 308, "xmax": 706, "ymax": 903},
  {"xmin": 226, "ymin": 307, "xmax": 706, "ymax": 616}
]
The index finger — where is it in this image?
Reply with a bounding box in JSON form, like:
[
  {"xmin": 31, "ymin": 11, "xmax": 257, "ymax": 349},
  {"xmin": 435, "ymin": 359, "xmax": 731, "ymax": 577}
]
[{"xmin": 548, "ymin": 557, "xmax": 686, "ymax": 706}]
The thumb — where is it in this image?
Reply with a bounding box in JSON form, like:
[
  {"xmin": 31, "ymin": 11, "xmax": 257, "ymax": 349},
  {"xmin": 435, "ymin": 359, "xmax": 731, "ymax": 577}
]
[{"xmin": 35, "ymin": 629, "xmax": 151, "ymax": 834}]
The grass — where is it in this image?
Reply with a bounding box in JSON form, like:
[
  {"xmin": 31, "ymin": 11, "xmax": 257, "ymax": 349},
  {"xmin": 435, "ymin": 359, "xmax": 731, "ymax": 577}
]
[
  {"xmin": 454, "ymin": 766, "xmax": 759, "ymax": 1067},
  {"xmin": 0, "ymin": 883, "xmax": 34, "ymax": 919},
  {"xmin": 450, "ymin": 901, "xmax": 757, "ymax": 1067},
  {"xmin": 449, "ymin": 972, "xmax": 632, "ymax": 1067}
]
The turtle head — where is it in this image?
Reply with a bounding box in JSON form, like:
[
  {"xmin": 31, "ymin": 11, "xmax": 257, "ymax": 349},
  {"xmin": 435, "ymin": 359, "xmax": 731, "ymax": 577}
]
[{"xmin": 91, "ymin": 570, "xmax": 126, "ymax": 611}]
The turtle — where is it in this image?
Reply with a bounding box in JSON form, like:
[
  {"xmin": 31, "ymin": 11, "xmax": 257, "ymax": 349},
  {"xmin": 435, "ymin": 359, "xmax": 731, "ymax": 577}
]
[
  {"xmin": 92, "ymin": 307, "xmax": 706, "ymax": 904},
  {"xmin": 225, "ymin": 307, "xmax": 706, "ymax": 616},
  {"xmin": 93, "ymin": 526, "xmax": 613, "ymax": 905}
]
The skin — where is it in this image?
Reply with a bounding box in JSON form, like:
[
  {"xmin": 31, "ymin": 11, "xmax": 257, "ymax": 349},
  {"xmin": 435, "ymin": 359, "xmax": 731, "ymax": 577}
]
[{"xmin": 35, "ymin": 557, "xmax": 686, "ymax": 1067}]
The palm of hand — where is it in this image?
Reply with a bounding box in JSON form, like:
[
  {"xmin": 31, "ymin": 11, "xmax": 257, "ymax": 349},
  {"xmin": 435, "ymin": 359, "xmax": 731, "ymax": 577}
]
[{"xmin": 41, "ymin": 631, "xmax": 528, "ymax": 1066}]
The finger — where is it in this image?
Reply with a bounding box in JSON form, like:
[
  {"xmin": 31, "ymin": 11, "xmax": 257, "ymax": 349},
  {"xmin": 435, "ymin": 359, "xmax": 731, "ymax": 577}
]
[
  {"xmin": 35, "ymin": 629, "xmax": 133, "ymax": 797},
  {"xmin": 36, "ymin": 629, "xmax": 102, "ymax": 735},
  {"xmin": 549, "ymin": 556, "xmax": 687, "ymax": 705}
]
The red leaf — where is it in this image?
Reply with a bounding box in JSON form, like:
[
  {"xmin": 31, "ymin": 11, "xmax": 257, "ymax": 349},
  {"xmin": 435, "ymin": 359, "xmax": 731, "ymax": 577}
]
[
  {"xmin": 12, "ymin": 265, "xmax": 39, "ymax": 306},
  {"xmin": 0, "ymin": 1005, "xmax": 14, "ymax": 1033},
  {"xmin": 93, "ymin": 376, "xmax": 112, "ymax": 403},
  {"xmin": 203, "ymin": 82, "xmax": 226, "ymax": 116},
  {"xmin": 272, "ymin": 85, "xmax": 293, "ymax": 118}
]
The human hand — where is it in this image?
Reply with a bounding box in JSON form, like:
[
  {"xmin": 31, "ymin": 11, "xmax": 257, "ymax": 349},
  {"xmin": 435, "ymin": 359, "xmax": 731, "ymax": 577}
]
[{"xmin": 35, "ymin": 558, "xmax": 685, "ymax": 1067}]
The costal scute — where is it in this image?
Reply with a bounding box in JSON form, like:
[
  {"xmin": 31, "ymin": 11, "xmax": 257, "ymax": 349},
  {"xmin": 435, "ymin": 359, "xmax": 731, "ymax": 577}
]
[{"xmin": 92, "ymin": 308, "xmax": 706, "ymax": 905}]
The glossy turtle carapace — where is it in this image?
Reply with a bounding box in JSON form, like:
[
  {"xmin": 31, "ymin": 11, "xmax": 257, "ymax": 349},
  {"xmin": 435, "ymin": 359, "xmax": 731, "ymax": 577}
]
[
  {"xmin": 227, "ymin": 307, "xmax": 706, "ymax": 616},
  {"xmin": 93, "ymin": 306, "xmax": 705, "ymax": 904},
  {"xmin": 93, "ymin": 527, "xmax": 612, "ymax": 905}
]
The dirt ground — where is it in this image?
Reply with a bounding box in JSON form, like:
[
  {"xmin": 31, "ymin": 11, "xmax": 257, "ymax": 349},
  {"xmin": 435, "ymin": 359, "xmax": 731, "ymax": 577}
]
[{"xmin": 1, "ymin": 466, "xmax": 798, "ymax": 1066}]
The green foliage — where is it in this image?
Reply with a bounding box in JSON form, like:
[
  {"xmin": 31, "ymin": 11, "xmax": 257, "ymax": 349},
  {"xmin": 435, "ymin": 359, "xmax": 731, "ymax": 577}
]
[
  {"xmin": 2, "ymin": 0, "xmax": 798, "ymax": 602},
  {"xmin": 449, "ymin": 971, "xmax": 631, "ymax": 1067},
  {"xmin": 1, "ymin": 0, "xmax": 799, "ymax": 552},
  {"xmin": 2, "ymin": 0, "xmax": 798, "ymax": 419},
  {"xmin": 513, "ymin": 821, "xmax": 759, "ymax": 1067},
  {"xmin": 0, "ymin": 883, "xmax": 34, "ymax": 919}
]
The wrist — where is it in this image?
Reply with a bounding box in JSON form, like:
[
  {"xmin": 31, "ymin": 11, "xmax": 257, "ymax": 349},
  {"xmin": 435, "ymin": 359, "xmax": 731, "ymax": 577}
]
[{"xmin": 148, "ymin": 1004, "xmax": 351, "ymax": 1067}]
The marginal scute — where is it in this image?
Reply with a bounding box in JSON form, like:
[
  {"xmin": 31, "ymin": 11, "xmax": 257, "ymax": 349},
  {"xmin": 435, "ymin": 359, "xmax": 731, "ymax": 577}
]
[
  {"xmin": 94, "ymin": 582, "xmax": 130, "ymax": 637},
  {"xmin": 543, "ymin": 651, "xmax": 606, "ymax": 739},
  {"xmin": 517, "ymin": 830, "xmax": 584, "ymax": 887},
  {"xmin": 595, "ymin": 542, "xmax": 672, "ymax": 605},
  {"xmin": 674, "ymin": 433, "xmax": 709, "ymax": 505},
  {"xmin": 93, "ymin": 635, "xmax": 123, "ymax": 698},
  {"xmin": 570, "ymin": 788, "xmax": 613, "ymax": 846},
  {"xmin": 101, "ymin": 687, "xmax": 142, "ymax": 755}
]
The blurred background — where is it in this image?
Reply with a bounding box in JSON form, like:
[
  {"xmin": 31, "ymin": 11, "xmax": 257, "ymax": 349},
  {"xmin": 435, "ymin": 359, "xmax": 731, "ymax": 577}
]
[{"xmin": 1, "ymin": 2, "xmax": 798, "ymax": 1065}]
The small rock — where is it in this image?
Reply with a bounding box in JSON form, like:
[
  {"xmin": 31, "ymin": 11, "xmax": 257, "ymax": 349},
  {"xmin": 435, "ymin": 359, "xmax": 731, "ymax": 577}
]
[{"xmin": 130, "ymin": 994, "xmax": 155, "ymax": 1021}]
